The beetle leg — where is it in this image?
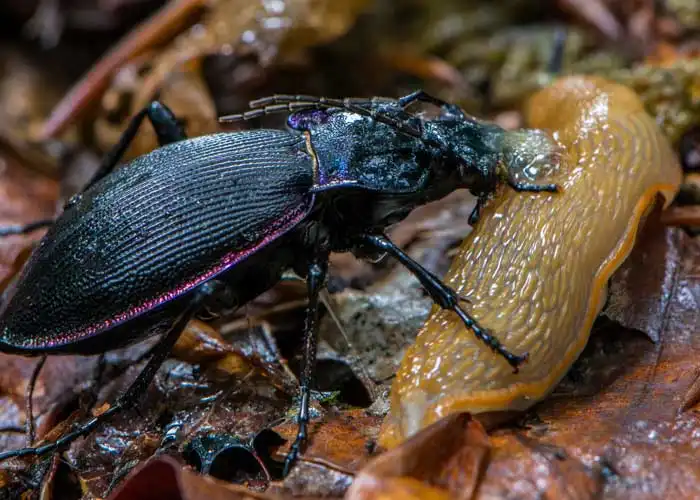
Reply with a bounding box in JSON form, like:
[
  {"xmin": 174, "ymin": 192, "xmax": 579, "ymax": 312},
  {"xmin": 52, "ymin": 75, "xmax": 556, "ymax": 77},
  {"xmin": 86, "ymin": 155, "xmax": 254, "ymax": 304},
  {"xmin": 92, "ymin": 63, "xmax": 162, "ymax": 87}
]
[
  {"xmin": 0, "ymin": 102, "xmax": 187, "ymax": 239},
  {"xmin": 83, "ymin": 101, "xmax": 187, "ymax": 192},
  {"xmin": 283, "ymin": 258, "xmax": 328, "ymax": 476},
  {"xmin": 508, "ymin": 179, "xmax": 559, "ymax": 193},
  {"xmin": 24, "ymin": 355, "xmax": 47, "ymax": 447},
  {"xmin": 468, "ymin": 195, "xmax": 489, "ymax": 226},
  {"xmin": 359, "ymin": 234, "xmax": 528, "ymax": 372},
  {"xmin": 0, "ymin": 218, "xmax": 54, "ymax": 237},
  {"xmin": 0, "ymin": 283, "xmax": 215, "ymax": 462}
]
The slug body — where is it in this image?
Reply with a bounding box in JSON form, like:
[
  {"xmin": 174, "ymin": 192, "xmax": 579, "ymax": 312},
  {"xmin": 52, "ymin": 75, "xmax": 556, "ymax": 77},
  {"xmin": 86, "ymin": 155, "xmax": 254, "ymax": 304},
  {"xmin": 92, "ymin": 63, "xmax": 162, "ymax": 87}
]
[{"xmin": 379, "ymin": 76, "xmax": 683, "ymax": 447}]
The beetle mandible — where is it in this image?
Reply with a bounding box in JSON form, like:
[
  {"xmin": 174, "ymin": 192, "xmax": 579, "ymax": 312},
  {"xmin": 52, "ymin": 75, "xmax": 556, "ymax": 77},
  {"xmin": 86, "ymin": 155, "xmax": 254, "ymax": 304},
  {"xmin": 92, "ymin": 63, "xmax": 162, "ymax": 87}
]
[{"xmin": 0, "ymin": 90, "xmax": 558, "ymax": 474}]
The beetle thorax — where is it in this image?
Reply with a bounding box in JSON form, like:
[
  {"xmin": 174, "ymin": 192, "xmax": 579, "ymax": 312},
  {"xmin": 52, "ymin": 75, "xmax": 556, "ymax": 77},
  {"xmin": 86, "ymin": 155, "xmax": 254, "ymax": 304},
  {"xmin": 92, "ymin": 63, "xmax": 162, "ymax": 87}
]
[{"xmin": 422, "ymin": 117, "xmax": 504, "ymax": 195}]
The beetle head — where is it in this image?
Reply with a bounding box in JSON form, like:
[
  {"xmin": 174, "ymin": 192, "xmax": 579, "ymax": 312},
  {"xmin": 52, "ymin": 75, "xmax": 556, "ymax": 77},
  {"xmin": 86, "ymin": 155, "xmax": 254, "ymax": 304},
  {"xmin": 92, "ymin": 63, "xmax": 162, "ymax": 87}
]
[{"xmin": 419, "ymin": 111, "xmax": 505, "ymax": 195}]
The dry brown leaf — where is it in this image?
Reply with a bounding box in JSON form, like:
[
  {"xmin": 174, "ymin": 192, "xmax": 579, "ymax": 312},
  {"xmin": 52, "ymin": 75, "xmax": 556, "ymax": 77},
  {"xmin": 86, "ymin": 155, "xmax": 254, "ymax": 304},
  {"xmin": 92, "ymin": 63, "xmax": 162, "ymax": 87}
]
[
  {"xmin": 347, "ymin": 413, "xmax": 489, "ymax": 500},
  {"xmin": 605, "ymin": 212, "xmax": 681, "ymax": 342},
  {"xmin": 478, "ymin": 435, "xmax": 601, "ymax": 500},
  {"xmin": 518, "ymin": 227, "xmax": 700, "ymax": 499},
  {"xmin": 347, "ymin": 477, "xmax": 452, "ymax": 500},
  {"xmin": 108, "ymin": 455, "xmax": 273, "ymax": 500},
  {"xmin": 273, "ymin": 409, "xmax": 382, "ymax": 473}
]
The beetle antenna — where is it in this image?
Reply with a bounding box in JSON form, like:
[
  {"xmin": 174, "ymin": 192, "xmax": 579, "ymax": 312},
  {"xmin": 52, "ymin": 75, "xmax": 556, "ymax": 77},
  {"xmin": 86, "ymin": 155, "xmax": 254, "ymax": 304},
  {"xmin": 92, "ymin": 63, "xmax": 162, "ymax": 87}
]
[
  {"xmin": 220, "ymin": 97, "xmax": 424, "ymax": 138},
  {"xmin": 219, "ymin": 94, "xmax": 460, "ymax": 158},
  {"xmin": 219, "ymin": 103, "xmax": 319, "ymax": 122},
  {"xmin": 249, "ymin": 94, "xmax": 397, "ymax": 110},
  {"xmin": 247, "ymin": 95, "xmax": 423, "ymax": 133},
  {"xmin": 548, "ymin": 27, "xmax": 568, "ymax": 75}
]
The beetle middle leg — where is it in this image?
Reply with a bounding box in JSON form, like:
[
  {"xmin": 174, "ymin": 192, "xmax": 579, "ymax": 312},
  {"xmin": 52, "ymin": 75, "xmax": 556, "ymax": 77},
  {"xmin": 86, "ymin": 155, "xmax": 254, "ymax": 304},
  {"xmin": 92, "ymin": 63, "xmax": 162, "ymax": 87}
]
[
  {"xmin": 0, "ymin": 283, "xmax": 216, "ymax": 462},
  {"xmin": 0, "ymin": 101, "xmax": 187, "ymax": 238},
  {"xmin": 359, "ymin": 234, "xmax": 527, "ymax": 372},
  {"xmin": 283, "ymin": 257, "xmax": 329, "ymax": 476}
]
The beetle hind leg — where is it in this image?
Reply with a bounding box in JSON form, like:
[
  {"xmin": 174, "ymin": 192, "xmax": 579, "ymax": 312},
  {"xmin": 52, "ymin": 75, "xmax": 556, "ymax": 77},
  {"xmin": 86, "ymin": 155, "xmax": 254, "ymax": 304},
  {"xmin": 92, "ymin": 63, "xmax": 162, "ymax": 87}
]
[
  {"xmin": 359, "ymin": 234, "xmax": 527, "ymax": 373},
  {"xmin": 82, "ymin": 100, "xmax": 186, "ymax": 192},
  {"xmin": 0, "ymin": 284, "xmax": 215, "ymax": 463},
  {"xmin": 0, "ymin": 101, "xmax": 188, "ymax": 240}
]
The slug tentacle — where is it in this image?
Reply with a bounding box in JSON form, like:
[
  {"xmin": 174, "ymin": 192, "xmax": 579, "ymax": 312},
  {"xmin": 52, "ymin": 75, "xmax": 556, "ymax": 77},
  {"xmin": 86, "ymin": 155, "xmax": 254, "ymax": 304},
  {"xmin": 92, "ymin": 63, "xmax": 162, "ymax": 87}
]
[{"xmin": 379, "ymin": 76, "xmax": 682, "ymax": 449}]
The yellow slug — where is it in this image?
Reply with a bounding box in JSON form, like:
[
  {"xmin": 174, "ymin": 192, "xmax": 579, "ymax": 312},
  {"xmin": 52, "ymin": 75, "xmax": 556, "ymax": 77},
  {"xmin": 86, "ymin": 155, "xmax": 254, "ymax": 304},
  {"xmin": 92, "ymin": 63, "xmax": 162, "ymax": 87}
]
[{"xmin": 379, "ymin": 76, "xmax": 683, "ymax": 448}]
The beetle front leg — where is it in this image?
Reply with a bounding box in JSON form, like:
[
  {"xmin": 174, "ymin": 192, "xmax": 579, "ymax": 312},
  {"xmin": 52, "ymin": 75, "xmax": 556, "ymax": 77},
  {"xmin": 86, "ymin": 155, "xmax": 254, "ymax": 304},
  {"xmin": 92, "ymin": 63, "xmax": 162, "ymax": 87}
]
[
  {"xmin": 359, "ymin": 234, "xmax": 527, "ymax": 372},
  {"xmin": 508, "ymin": 178, "xmax": 559, "ymax": 193},
  {"xmin": 283, "ymin": 257, "xmax": 328, "ymax": 476}
]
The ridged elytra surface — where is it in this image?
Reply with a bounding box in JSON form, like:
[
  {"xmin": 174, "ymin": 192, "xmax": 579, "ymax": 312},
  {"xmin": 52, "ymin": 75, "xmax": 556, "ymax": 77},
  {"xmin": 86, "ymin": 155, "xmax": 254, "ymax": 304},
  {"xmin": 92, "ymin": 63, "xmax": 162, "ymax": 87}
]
[
  {"xmin": 380, "ymin": 76, "xmax": 683, "ymax": 447},
  {"xmin": 0, "ymin": 130, "xmax": 314, "ymax": 351}
]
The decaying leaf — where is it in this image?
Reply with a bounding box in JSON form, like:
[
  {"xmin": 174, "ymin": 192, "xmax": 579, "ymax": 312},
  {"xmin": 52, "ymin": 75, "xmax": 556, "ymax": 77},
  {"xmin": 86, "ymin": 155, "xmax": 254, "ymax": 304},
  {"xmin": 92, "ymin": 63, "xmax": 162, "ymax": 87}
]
[
  {"xmin": 347, "ymin": 413, "xmax": 489, "ymax": 500},
  {"xmin": 273, "ymin": 409, "xmax": 382, "ymax": 473},
  {"xmin": 520, "ymin": 226, "xmax": 700, "ymax": 499},
  {"xmin": 604, "ymin": 211, "xmax": 682, "ymax": 343},
  {"xmin": 109, "ymin": 456, "xmax": 272, "ymax": 500}
]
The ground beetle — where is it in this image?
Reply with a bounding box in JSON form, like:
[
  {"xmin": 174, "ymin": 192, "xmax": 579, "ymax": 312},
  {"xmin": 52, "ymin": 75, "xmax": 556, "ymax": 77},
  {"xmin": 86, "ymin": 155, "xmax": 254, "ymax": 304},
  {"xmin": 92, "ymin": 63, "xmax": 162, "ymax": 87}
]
[{"xmin": 0, "ymin": 90, "xmax": 558, "ymax": 474}]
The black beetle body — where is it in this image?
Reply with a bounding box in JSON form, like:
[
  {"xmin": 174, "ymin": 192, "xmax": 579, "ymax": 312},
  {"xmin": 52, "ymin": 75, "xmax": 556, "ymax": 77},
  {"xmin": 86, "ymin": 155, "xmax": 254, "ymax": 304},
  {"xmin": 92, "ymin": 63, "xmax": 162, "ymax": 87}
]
[
  {"xmin": 0, "ymin": 91, "xmax": 558, "ymax": 472},
  {"xmin": 0, "ymin": 131, "xmax": 313, "ymax": 354}
]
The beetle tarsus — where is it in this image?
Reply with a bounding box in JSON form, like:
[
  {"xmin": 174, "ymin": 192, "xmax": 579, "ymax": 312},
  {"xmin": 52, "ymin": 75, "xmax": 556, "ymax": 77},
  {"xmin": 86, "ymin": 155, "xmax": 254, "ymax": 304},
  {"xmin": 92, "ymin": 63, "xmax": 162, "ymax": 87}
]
[
  {"xmin": 452, "ymin": 303, "xmax": 527, "ymax": 372},
  {"xmin": 283, "ymin": 387, "xmax": 309, "ymax": 476},
  {"xmin": 283, "ymin": 257, "xmax": 328, "ymax": 475}
]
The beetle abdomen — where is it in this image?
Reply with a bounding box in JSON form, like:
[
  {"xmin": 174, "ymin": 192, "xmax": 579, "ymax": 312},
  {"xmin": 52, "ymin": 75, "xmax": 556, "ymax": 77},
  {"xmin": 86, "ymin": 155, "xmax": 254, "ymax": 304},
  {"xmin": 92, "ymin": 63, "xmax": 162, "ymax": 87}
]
[{"xmin": 0, "ymin": 130, "xmax": 314, "ymax": 351}]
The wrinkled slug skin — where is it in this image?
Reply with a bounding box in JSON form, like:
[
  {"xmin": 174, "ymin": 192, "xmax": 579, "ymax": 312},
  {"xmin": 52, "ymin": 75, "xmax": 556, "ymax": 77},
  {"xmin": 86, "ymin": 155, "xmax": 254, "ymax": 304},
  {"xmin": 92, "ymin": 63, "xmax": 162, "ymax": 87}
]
[{"xmin": 379, "ymin": 76, "xmax": 683, "ymax": 448}]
